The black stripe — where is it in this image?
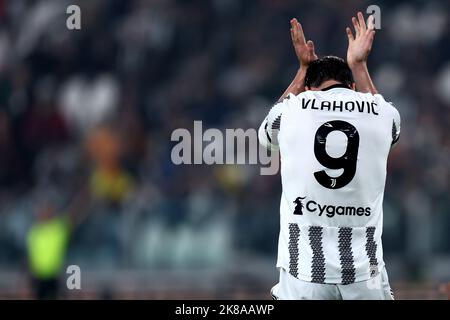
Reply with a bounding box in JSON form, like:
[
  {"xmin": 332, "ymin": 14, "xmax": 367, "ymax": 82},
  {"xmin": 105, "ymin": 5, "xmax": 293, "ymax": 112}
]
[
  {"xmin": 264, "ymin": 122, "xmax": 272, "ymax": 143},
  {"xmin": 272, "ymin": 115, "xmax": 281, "ymax": 130},
  {"xmin": 390, "ymin": 288, "xmax": 395, "ymax": 300},
  {"xmin": 266, "ymin": 115, "xmax": 281, "ymax": 146},
  {"xmin": 391, "ymin": 120, "xmax": 400, "ymax": 145},
  {"xmin": 321, "ymin": 83, "xmax": 351, "ymax": 91},
  {"xmin": 288, "ymin": 223, "xmax": 300, "ymax": 278},
  {"xmin": 309, "ymin": 226, "xmax": 326, "ymax": 283},
  {"xmin": 270, "ymin": 288, "xmax": 279, "ymax": 300},
  {"xmin": 365, "ymin": 227, "xmax": 378, "ymax": 274},
  {"xmin": 338, "ymin": 227, "xmax": 356, "ymax": 284},
  {"xmin": 392, "ymin": 134, "xmax": 400, "ymax": 145}
]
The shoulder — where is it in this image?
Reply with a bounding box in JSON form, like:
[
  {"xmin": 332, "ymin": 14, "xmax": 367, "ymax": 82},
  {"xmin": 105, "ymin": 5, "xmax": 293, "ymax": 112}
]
[
  {"xmin": 373, "ymin": 94, "xmax": 399, "ymax": 112},
  {"xmin": 281, "ymin": 91, "xmax": 317, "ymax": 109},
  {"xmin": 358, "ymin": 92, "xmax": 400, "ymax": 120},
  {"xmin": 295, "ymin": 90, "xmax": 321, "ymax": 100},
  {"xmin": 270, "ymin": 92, "xmax": 305, "ymax": 114},
  {"xmin": 279, "ymin": 92, "xmax": 303, "ymax": 104}
]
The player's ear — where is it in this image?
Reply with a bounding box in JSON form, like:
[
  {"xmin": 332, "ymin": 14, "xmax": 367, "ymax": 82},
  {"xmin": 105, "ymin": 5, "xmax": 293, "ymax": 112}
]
[
  {"xmin": 351, "ymin": 83, "xmax": 356, "ymax": 90},
  {"xmin": 305, "ymin": 85, "xmax": 310, "ymax": 91}
]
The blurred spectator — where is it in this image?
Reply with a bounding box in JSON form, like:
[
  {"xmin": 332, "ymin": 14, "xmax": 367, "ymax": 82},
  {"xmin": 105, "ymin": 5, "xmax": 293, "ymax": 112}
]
[
  {"xmin": 86, "ymin": 125, "xmax": 133, "ymax": 204},
  {"xmin": 27, "ymin": 199, "xmax": 70, "ymax": 299},
  {"xmin": 58, "ymin": 74, "xmax": 120, "ymax": 135}
]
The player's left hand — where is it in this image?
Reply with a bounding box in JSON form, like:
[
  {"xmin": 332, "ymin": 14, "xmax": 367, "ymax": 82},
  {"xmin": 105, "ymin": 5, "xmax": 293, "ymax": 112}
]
[
  {"xmin": 346, "ymin": 12, "xmax": 376, "ymax": 67},
  {"xmin": 290, "ymin": 18, "xmax": 318, "ymax": 68}
]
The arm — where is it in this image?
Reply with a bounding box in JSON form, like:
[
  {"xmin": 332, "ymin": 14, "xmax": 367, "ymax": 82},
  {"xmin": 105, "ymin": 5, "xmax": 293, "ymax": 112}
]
[
  {"xmin": 348, "ymin": 62, "xmax": 377, "ymax": 94},
  {"xmin": 259, "ymin": 19, "xmax": 317, "ymax": 149},
  {"xmin": 346, "ymin": 12, "xmax": 378, "ymax": 94},
  {"xmin": 279, "ymin": 67, "xmax": 307, "ymax": 102},
  {"xmin": 278, "ymin": 18, "xmax": 318, "ymax": 101}
]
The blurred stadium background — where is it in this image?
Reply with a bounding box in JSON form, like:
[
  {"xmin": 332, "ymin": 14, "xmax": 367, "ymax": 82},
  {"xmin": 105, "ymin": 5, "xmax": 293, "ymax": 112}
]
[{"xmin": 0, "ymin": 0, "xmax": 449, "ymax": 299}]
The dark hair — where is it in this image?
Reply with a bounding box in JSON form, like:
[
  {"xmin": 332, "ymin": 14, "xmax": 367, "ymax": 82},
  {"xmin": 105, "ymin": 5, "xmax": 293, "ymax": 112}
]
[{"xmin": 305, "ymin": 56, "xmax": 354, "ymax": 88}]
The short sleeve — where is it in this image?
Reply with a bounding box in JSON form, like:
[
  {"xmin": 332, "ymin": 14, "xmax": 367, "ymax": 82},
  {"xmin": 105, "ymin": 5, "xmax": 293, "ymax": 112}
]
[
  {"xmin": 374, "ymin": 94, "xmax": 401, "ymax": 148},
  {"xmin": 258, "ymin": 94, "xmax": 294, "ymax": 150}
]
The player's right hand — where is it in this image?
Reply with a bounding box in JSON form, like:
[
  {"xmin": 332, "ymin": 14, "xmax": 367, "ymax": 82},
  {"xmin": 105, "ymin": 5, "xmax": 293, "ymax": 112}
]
[{"xmin": 290, "ymin": 18, "xmax": 318, "ymax": 68}]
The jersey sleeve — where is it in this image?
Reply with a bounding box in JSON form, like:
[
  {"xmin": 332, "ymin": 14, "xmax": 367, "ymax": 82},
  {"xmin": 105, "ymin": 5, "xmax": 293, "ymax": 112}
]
[
  {"xmin": 258, "ymin": 94, "xmax": 294, "ymax": 150},
  {"xmin": 375, "ymin": 94, "xmax": 401, "ymax": 148}
]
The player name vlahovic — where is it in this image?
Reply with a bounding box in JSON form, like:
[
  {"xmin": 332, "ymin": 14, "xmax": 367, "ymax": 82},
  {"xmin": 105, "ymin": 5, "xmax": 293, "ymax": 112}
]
[{"xmin": 301, "ymin": 98, "xmax": 379, "ymax": 115}]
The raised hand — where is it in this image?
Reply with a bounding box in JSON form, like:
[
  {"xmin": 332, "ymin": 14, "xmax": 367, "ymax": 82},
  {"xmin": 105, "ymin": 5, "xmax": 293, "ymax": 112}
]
[
  {"xmin": 346, "ymin": 12, "xmax": 376, "ymax": 67},
  {"xmin": 290, "ymin": 18, "xmax": 318, "ymax": 68},
  {"xmin": 345, "ymin": 12, "xmax": 378, "ymax": 94}
]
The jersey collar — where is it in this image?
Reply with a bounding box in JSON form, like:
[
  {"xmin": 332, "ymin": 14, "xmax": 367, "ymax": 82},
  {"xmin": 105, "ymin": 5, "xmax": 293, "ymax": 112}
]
[{"xmin": 321, "ymin": 83, "xmax": 351, "ymax": 91}]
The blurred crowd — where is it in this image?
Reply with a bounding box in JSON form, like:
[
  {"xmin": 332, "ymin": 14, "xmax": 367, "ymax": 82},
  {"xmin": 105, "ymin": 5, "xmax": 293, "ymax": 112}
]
[{"xmin": 0, "ymin": 0, "xmax": 449, "ymax": 296}]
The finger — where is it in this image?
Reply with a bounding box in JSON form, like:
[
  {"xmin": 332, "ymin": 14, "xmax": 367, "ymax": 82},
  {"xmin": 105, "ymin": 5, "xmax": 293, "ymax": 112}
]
[
  {"xmin": 294, "ymin": 21, "xmax": 306, "ymax": 44},
  {"xmin": 307, "ymin": 40, "xmax": 315, "ymax": 55},
  {"xmin": 290, "ymin": 19, "xmax": 297, "ymax": 39},
  {"xmin": 346, "ymin": 27, "xmax": 354, "ymax": 43},
  {"xmin": 291, "ymin": 18, "xmax": 298, "ymax": 43},
  {"xmin": 368, "ymin": 30, "xmax": 376, "ymax": 43},
  {"xmin": 358, "ymin": 11, "xmax": 367, "ymax": 31},
  {"xmin": 352, "ymin": 17, "xmax": 360, "ymax": 37},
  {"xmin": 290, "ymin": 19, "xmax": 297, "ymax": 35},
  {"xmin": 364, "ymin": 30, "xmax": 376, "ymax": 52},
  {"xmin": 290, "ymin": 18, "xmax": 297, "ymax": 30},
  {"xmin": 367, "ymin": 15, "xmax": 375, "ymax": 31}
]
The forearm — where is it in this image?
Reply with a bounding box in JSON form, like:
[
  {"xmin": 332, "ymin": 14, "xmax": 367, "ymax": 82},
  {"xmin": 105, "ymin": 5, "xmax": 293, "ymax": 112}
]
[
  {"xmin": 349, "ymin": 62, "xmax": 378, "ymax": 94},
  {"xmin": 278, "ymin": 67, "xmax": 307, "ymax": 102}
]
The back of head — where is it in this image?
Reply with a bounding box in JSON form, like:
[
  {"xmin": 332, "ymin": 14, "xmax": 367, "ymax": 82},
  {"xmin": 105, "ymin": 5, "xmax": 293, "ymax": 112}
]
[{"xmin": 305, "ymin": 56, "xmax": 354, "ymax": 89}]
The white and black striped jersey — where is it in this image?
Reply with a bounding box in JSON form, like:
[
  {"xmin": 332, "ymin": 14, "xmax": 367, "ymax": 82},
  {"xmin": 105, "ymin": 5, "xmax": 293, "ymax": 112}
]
[{"xmin": 258, "ymin": 84, "xmax": 401, "ymax": 284}]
